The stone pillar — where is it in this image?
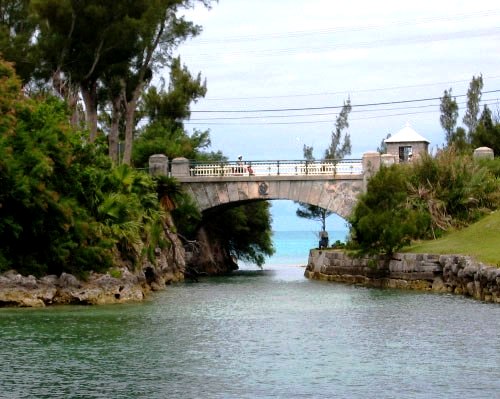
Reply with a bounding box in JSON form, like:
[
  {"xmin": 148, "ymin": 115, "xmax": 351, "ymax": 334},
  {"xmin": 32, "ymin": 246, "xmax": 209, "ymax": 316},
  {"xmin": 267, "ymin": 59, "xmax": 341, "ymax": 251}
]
[
  {"xmin": 148, "ymin": 154, "xmax": 168, "ymax": 176},
  {"xmin": 381, "ymin": 153, "xmax": 397, "ymax": 166},
  {"xmin": 171, "ymin": 157, "xmax": 191, "ymax": 177},
  {"xmin": 362, "ymin": 151, "xmax": 381, "ymax": 192},
  {"xmin": 473, "ymin": 147, "xmax": 494, "ymax": 159}
]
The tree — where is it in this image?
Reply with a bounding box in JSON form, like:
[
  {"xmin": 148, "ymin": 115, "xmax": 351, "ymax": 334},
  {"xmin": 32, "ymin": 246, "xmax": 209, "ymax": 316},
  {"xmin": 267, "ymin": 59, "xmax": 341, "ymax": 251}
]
[
  {"xmin": 324, "ymin": 97, "xmax": 352, "ymax": 159},
  {"xmin": 0, "ymin": 0, "xmax": 37, "ymax": 83},
  {"xmin": 295, "ymin": 143, "xmax": 333, "ymax": 231},
  {"xmin": 0, "ymin": 59, "xmax": 111, "ymax": 275},
  {"xmin": 31, "ymin": 0, "xmax": 213, "ymax": 158},
  {"xmin": 470, "ymin": 105, "xmax": 500, "ymax": 155},
  {"xmin": 463, "ymin": 74, "xmax": 483, "ymax": 138},
  {"xmin": 349, "ymin": 147, "xmax": 499, "ymax": 255},
  {"xmin": 296, "ymin": 205, "xmax": 331, "ymax": 232},
  {"xmin": 449, "ymin": 127, "xmax": 470, "ymax": 153},
  {"xmin": 132, "ymin": 58, "xmax": 209, "ymax": 167},
  {"xmin": 202, "ymin": 202, "xmax": 275, "ymax": 267},
  {"xmin": 32, "ymin": 0, "xmax": 149, "ymax": 141},
  {"xmin": 296, "ymin": 98, "xmax": 352, "ymax": 232},
  {"xmin": 0, "ymin": 59, "xmax": 171, "ymax": 276},
  {"xmin": 303, "ymin": 144, "xmax": 314, "ymax": 161},
  {"xmin": 440, "ymin": 88, "xmax": 459, "ymax": 145},
  {"xmin": 117, "ymin": 2, "xmax": 208, "ymax": 165},
  {"xmin": 349, "ymin": 165, "xmax": 428, "ymax": 255},
  {"xmin": 377, "ymin": 133, "xmax": 391, "ymax": 154}
]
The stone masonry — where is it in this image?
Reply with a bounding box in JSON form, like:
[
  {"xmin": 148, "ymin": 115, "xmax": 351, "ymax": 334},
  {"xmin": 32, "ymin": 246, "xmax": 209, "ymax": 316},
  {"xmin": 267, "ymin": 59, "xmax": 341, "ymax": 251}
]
[{"xmin": 305, "ymin": 250, "xmax": 500, "ymax": 303}]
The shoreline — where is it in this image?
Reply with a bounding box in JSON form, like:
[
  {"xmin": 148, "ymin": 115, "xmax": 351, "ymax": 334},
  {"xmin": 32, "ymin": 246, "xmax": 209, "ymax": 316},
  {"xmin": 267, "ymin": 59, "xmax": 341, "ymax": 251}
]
[
  {"xmin": 0, "ymin": 267, "xmax": 184, "ymax": 308},
  {"xmin": 305, "ymin": 250, "xmax": 500, "ymax": 303}
]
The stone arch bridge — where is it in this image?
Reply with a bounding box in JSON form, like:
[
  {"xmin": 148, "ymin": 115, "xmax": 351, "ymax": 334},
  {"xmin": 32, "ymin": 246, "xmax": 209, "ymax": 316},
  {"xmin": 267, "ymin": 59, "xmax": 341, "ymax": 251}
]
[{"xmin": 149, "ymin": 152, "xmax": 390, "ymax": 219}]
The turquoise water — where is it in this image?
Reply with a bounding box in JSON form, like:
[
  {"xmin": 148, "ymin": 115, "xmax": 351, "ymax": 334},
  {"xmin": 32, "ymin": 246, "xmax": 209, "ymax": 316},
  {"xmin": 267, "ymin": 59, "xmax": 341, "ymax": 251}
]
[
  {"xmin": 253, "ymin": 230, "xmax": 348, "ymax": 267},
  {"xmin": 1, "ymin": 231, "xmax": 499, "ymax": 399}
]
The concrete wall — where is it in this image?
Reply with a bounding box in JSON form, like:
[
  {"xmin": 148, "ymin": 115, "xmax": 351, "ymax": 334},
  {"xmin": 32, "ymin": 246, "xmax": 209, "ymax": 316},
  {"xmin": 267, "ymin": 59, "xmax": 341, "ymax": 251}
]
[{"xmin": 305, "ymin": 250, "xmax": 500, "ymax": 303}]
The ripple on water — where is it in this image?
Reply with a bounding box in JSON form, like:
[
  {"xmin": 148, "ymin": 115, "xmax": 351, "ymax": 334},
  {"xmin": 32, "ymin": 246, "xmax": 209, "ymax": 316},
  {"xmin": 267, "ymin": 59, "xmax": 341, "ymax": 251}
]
[{"xmin": 0, "ymin": 267, "xmax": 499, "ymax": 399}]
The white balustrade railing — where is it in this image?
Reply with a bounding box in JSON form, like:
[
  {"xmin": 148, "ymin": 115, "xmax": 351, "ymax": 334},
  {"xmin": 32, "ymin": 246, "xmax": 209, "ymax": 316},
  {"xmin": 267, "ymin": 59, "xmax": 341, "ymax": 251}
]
[{"xmin": 188, "ymin": 160, "xmax": 363, "ymax": 177}]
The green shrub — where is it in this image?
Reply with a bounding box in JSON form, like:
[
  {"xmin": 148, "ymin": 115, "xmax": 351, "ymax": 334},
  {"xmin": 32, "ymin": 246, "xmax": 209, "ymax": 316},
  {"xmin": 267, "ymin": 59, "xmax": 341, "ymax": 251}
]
[
  {"xmin": 349, "ymin": 147, "xmax": 500, "ymax": 255},
  {"xmin": 350, "ymin": 165, "xmax": 428, "ymax": 255}
]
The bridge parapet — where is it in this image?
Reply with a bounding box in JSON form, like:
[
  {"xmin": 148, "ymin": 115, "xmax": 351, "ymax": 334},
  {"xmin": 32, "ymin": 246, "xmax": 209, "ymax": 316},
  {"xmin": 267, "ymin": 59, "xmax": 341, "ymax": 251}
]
[{"xmin": 174, "ymin": 158, "xmax": 363, "ymax": 178}]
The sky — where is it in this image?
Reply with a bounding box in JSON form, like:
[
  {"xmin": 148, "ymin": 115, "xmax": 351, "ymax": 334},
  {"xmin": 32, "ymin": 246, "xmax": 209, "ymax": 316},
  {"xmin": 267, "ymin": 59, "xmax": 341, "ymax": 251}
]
[{"xmin": 172, "ymin": 0, "xmax": 500, "ymax": 232}]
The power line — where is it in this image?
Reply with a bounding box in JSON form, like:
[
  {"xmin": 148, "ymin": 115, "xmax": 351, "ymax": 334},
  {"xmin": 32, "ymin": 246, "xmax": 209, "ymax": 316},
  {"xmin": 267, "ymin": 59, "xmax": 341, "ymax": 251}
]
[
  {"xmin": 183, "ymin": 99, "xmax": 500, "ymax": 126},
  {"xmin": 186, "ymin": 99, "xmax": 500, "ymax": 121},
  {"xmin": 194, "ymin": 75, "xmax": 500, "ymax": 101},
  {"xmin": 189, "ymin": 9, "xmax": 500, "ymax": 44},
  {"xmin": 182, "ymin": 27, "xmax": 500, "ymax": 59},
  {"xmin": 185, "ymin": 110, "xmax": 438, "ymax": 125},
  {"xmin": 188, "ymin": 89, "xmax": 500, "ymax": 114}
]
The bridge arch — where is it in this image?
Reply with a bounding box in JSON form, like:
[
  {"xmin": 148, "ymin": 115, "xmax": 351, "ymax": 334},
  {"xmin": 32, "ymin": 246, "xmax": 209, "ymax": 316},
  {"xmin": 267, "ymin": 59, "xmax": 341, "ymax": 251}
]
[{"xmin": 181, "ymin": 177, "xmax": 364, "ymax": 219}]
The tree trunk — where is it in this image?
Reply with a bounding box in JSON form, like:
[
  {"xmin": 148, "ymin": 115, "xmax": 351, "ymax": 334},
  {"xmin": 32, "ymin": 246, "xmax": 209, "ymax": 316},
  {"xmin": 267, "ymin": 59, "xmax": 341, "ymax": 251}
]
[
  {"xmin": 52, "ymin": 71, "xmax": 80, "ymax": 129},
  {"xmin": 122, "ymin": 85, "xmax": 143, "ymax": 165},
  {"xmin": 68, "ymin": 89, "xmax": 80, "ymax": 129},
  {"xmin": 80, "ymin": 82, "xmax": 99, "ymax": 142},
  {"xmin": 108, "ymin": 94, "xmax": 122, "ymax": 164}
]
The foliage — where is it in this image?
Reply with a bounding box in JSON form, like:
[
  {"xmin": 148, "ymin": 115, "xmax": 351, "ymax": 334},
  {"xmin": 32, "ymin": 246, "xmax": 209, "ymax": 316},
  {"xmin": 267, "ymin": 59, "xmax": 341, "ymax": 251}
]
[
  {"xmin": 0, "ymin": 63, "xmax": 109, "ymax": 275},
  {"xmin": 0, "ymin": 0, "xmax": 38, "ymax": 83},
  {"xmin": 349, "ymin": 165, "xmax": 428, "ymax": 255},
  {"xmin": 470, "ymin": 106, "xmax": 500, "ymax": 155},
  {"xmin": 477, "ymin": 157, "xmax": 500, "ymax": 178},
  {"xmin": 440, "ymin": 75, "xmax": 500, "ymax": 154},
  {"xmin": 202, "ymin": 202, "xmax": 275, "ymax": 267},
  {"xmin": 296, "ymin": 144, "xmax": 333, "ymax": 231},
  {"xmin": 324, "ymin": 97, "xmax": 352, "ymax": 159},
  {"xmin": 154, "ymin": 175, "xmax": 201, "ymax": 238},
  {"xmin": 448, "ymin": 127, "xmax": 470, "ymax": 153},
  {"xmin": 0, "ymin": 60, "xmax": 164, "ymax": 276},
  {"xmin": 377, "ymin": 133, "xmax": 391, "ymax": 154},
  {"xmin": 409, "ymin": 149, "xmax": 499, "ymax": 227},
  {"xmin": 13, "ymin": 0, "xmax": 215, "ymax": 164},
  {"xmin": 142, "ymin": 57, "xmax": 207, "ymax": 123},
  {"xmin": 439, "ymin": 88, "xmax": 459, "ymax": 145},
  {"xmin": 296, "ymin": 205, "xmax": 330, "ymax": 232},
  {"xmin": 349, "ymin": 147, "xmax": 500, "ymax": 255},
  {"xmin": 132, "ymin": 56, "xmax": 210, "ymax": 166},
  {"xmin": 331, "ymin": 240, "xmax": 346, "ymax": 249},
  {"xmin": 463, "ymin": 74, "xmax": 483, "ymax": 135}
]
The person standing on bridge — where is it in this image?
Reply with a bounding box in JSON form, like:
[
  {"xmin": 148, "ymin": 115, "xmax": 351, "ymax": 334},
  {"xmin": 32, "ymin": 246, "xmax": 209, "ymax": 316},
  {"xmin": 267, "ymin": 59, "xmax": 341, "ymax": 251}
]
[
  {"xmin": 237, "ymin": 155, "xmax": 244, "ymax": 174},
  {"xmin": 236, "ymin": 155, "xmax": 254, "ymax": 175}
]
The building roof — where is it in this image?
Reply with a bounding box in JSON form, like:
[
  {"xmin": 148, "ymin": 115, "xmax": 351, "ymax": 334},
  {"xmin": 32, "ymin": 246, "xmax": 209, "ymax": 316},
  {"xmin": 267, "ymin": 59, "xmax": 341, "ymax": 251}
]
[{"xmin": 384, "ymin": 122, "xmax": 430, "ymax": 144}]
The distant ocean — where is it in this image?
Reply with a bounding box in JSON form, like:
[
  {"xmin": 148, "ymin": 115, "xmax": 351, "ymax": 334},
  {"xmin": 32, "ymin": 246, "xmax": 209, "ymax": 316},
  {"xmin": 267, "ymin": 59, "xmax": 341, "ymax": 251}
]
[{"xmin": 240, "ymin": 230, "xmax": 348, "ymax": 269}]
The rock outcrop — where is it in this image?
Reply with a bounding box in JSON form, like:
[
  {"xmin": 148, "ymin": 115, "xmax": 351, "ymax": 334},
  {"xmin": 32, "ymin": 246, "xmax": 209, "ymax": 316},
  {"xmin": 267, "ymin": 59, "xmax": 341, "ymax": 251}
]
[
  {"xmin": 0, "ymin": 215, "xmax": 186, "ymax": 307},
  {"xmin": 185, "ymin": 227, "xmax": 238, "ymax": 277}
]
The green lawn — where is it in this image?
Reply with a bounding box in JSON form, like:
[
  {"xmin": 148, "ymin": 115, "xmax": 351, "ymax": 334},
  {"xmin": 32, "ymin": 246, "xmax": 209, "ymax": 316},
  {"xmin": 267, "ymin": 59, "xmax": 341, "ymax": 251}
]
[{"xmin": 404, "ymin": 210, "xmax": 500, "ymax": 267}]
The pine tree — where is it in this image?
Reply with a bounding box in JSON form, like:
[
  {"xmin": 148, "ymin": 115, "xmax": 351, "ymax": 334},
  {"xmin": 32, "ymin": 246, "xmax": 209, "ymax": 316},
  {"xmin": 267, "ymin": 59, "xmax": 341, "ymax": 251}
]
[{"xmin": 439, "ymin": 88, "xmax": 459, "ymax": 145}]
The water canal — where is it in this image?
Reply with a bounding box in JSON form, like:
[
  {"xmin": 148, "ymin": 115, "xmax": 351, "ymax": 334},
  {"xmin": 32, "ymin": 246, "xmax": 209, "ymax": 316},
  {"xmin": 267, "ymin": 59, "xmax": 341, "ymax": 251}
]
[{"xmin": 1, "ymin": 232, "xmax": 499, "ymax": 398}]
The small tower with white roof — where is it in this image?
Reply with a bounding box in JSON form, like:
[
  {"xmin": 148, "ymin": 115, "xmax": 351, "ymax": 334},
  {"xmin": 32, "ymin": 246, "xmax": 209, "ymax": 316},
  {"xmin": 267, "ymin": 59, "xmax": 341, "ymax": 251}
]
[{"xmin": 384, "ymin": 122, "xmax": 430, "ymax": 163}]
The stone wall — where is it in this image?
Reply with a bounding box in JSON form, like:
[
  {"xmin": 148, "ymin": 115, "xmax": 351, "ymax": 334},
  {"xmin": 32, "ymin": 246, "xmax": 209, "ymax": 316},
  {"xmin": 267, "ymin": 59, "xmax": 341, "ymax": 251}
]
[
  {"xmin": 181, "ymin": 177, "xmax": 363, "ymax": 220},
  {"xmin": 305, "ymin": 250, "xmax": 500, "ymax": 303}
]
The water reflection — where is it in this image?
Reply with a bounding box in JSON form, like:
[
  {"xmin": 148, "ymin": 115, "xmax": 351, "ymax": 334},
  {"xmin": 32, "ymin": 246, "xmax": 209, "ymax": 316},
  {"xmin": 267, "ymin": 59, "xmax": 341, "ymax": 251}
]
[{"xmin": 1, "ymin": 265, "xmax": 499, "ymax": 399}]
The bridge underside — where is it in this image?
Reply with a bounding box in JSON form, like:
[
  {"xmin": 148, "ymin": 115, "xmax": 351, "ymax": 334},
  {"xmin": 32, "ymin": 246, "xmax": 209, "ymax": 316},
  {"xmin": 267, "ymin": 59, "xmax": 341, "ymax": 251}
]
[{"xmin": 180, "ymin": 176, "xmax": 364, "ymax": 219}]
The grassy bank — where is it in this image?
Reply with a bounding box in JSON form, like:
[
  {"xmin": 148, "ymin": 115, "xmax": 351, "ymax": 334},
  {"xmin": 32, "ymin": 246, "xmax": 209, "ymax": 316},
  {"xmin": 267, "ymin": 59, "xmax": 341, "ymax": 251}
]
[{"xmin": 405, "ymin": 211, "xmax": 500, "ymax": 267}]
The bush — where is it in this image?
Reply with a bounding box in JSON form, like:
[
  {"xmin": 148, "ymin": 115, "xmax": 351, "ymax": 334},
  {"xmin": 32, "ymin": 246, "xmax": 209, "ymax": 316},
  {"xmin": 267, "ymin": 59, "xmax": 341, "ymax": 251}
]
[
  {"xmin": 350, "ymin": 165, "xmax": 428, "ymax": 255},
  {"xmin": 349, "ymin": 148, "xmax": 500, "ymax": 255}
]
